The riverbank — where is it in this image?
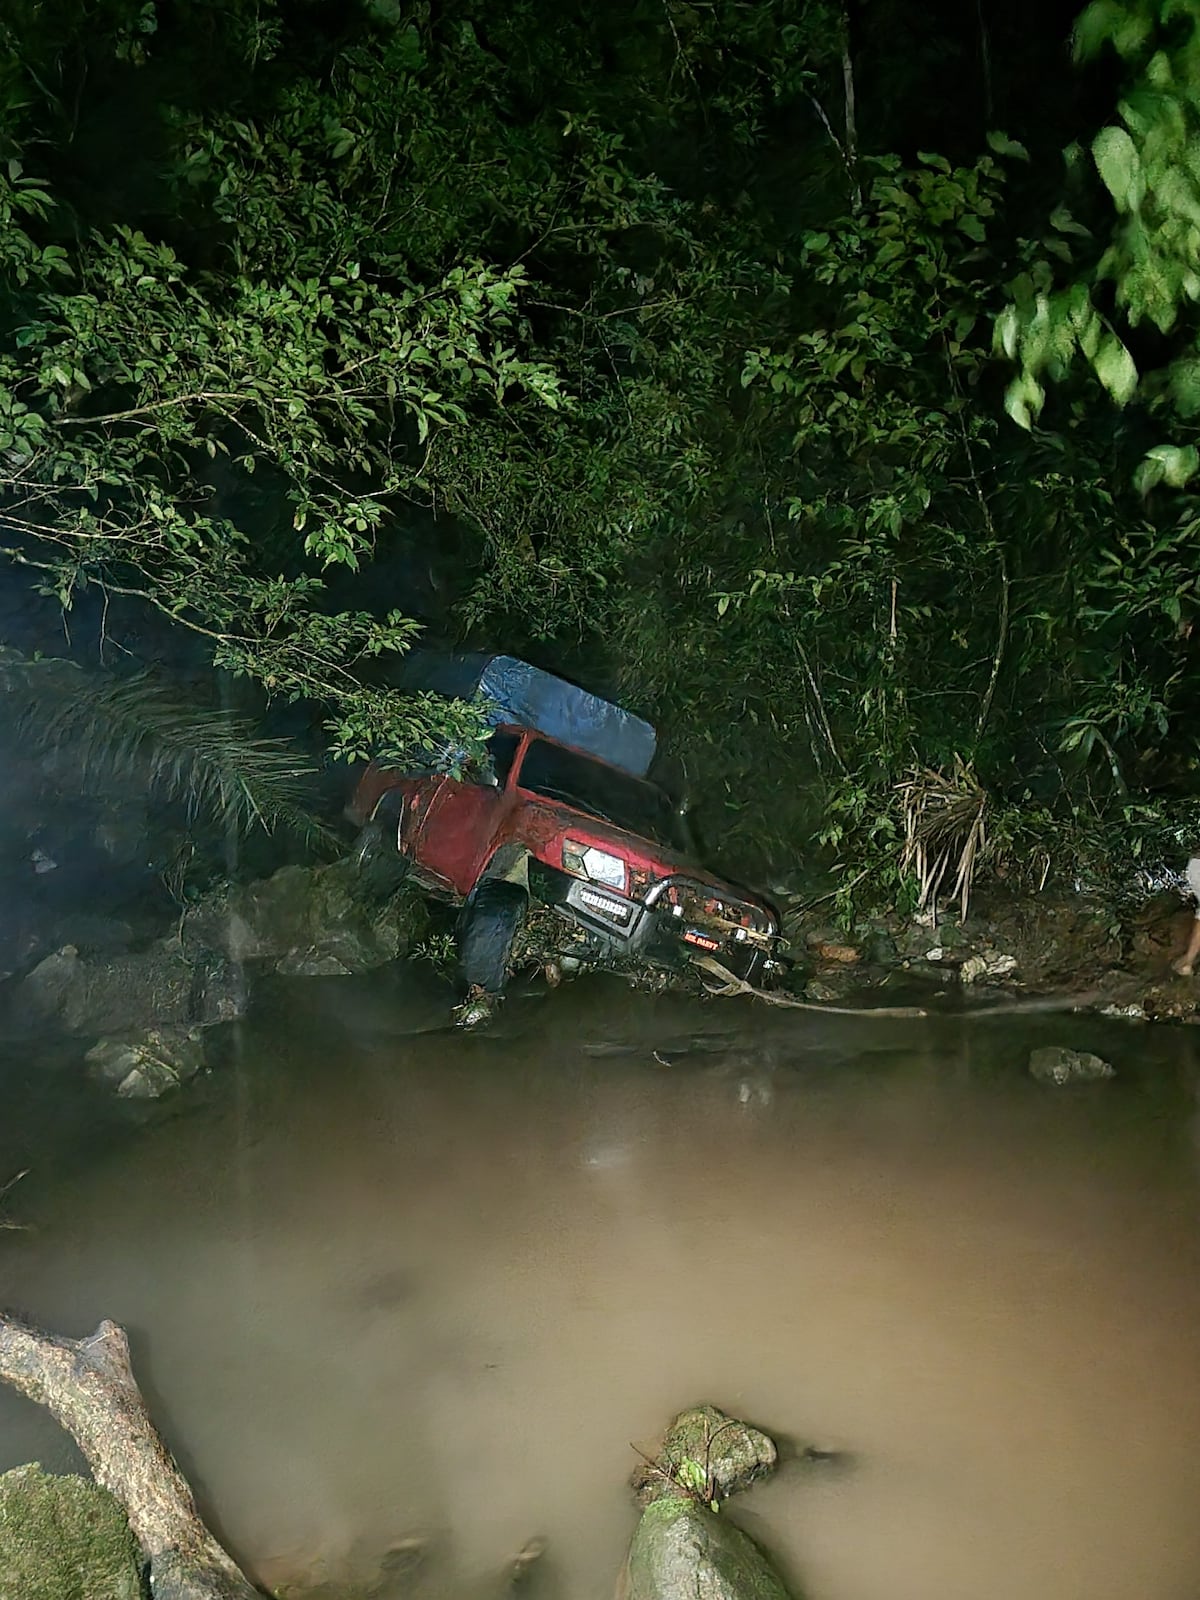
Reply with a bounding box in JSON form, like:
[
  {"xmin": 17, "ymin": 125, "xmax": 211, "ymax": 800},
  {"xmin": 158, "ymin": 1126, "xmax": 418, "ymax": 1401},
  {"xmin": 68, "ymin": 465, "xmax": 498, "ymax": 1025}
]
[
  {"xmin": 5, "ymin": 858, "xmax": 1199, "ymax": 1109},
  {"xmin": 776, "ymin": 885, "xmax": 1200, "ymax": 1025}
]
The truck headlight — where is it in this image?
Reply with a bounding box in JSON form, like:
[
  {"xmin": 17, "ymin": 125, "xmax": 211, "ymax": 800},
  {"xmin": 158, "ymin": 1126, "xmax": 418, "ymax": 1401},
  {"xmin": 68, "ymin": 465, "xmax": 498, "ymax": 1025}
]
[{"xmin": 563, "ymin": 840, "xmax": 627, "ymax": 891}]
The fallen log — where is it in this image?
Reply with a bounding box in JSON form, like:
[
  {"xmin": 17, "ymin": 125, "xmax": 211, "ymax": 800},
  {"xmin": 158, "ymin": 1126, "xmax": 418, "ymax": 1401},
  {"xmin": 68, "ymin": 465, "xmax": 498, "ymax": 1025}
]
[{"xmin": 0, "ymin": 1311, "xmax": 260, "ymax": 1600}]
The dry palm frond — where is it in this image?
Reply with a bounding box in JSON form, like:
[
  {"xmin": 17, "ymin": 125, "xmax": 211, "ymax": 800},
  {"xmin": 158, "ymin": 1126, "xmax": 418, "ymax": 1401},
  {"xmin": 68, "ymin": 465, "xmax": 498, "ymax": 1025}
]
[
  {"xmin": 0, "ymin": 649, "xmax": 334, "ymax": 850},
  {"xmin": 897, "ymin": 758, "xmax": 988, "ymax": 919}
]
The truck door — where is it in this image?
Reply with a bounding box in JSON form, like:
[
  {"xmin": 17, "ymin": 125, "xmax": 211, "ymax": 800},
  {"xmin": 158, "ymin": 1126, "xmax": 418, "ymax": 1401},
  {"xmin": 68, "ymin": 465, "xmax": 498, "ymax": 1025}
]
[{"xmin": 409, "ymin": 732, "xmax": 522, "ymax": 896}]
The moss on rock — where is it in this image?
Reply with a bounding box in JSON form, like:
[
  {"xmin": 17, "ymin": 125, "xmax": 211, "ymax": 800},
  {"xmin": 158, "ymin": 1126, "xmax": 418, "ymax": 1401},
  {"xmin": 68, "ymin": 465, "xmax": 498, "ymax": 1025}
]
[
  {"xmin": 659, "ymin": 1405, "xmax": 778, "ymax": 1502},
  {"xmin": 0, "ymin": 1463, "xmax": 144, "ymax": 1600},
  {"xmin": 622, "ymin": 1497, "xmax": 793, "ymax": 1600}
]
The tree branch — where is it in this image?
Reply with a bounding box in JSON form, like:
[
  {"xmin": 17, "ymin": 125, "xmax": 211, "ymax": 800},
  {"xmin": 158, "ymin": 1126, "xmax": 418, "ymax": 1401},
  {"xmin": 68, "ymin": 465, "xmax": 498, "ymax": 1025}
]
[{"xmin": 0, "ymin": 1311, "xmax": 261, "ymax": 1599}]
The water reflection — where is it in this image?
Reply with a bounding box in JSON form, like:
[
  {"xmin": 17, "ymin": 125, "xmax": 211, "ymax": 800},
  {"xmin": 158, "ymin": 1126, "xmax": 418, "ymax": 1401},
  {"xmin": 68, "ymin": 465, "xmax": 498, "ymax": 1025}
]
[{"xmin": 2, "ymin": 976, "xmax": 1200, "ymax": 1599}]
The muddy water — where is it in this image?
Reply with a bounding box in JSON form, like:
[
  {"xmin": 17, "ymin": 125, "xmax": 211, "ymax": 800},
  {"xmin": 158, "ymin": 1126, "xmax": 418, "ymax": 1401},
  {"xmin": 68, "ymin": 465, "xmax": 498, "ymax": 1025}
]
[{"xmin": 4, "ymin": 971, "xmax": 1200, "ymax": 1600}]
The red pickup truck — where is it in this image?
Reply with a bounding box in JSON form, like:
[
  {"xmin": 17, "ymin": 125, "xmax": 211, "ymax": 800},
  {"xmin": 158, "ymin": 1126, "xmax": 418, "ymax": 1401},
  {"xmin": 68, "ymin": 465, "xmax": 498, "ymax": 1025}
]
[{"xmin": 347, "ymin": 717, "xmax": 782, "ymax": 998}]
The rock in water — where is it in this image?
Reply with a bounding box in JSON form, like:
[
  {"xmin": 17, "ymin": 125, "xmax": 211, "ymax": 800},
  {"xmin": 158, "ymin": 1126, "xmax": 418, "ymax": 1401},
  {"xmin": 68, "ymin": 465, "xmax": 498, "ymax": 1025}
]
[
  {"xmin": 622, "ymin": 1498, "xmax": 791, "ymax": 1600},
  {"xmin": 86, "ymin": 1025, "xmax": 206, "ymax": 1098},
  {"xmin": 622, "ymin": 1405, "xmax": 795, "ymax": 1600},
  {"xmin": 19, "ymin": 941, "xmax": 239, "ymax": 1035},
  {"xmin": 959, "ymin": 949, "xmax": 1018, "ymax": 986},
  {"xmin": 0, "ymin": 1464, "xmax": 142, "ymax": 1600},
  {"xmin": 1029, "ymin": 1045, "xmax": 1115, "ymax": 1085},
  {"xmin": 658, "ymin": 1405, "xmax": 777, "ymax": 1501}
]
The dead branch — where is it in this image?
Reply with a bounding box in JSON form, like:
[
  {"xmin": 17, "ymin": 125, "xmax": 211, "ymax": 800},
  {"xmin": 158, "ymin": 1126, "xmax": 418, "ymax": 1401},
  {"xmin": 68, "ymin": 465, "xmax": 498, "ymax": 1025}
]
[
  {"xmin": 693, "ymin": 956, "xmax": 928, "ymax": 1018},
  {"xmin": 697, "ymin": 955, "xmax": 1105, "ymax": 1020},
  {"xmin": 0, "ymin": 1312, "xmax": 261, "ymax": 1600}
]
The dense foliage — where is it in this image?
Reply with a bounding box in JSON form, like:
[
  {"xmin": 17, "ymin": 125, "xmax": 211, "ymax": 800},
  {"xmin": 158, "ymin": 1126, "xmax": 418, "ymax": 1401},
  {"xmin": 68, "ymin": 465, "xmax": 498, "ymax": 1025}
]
[{"xmin": 3, "ymin": 0, "xmax": 1200, "ymax": 898}]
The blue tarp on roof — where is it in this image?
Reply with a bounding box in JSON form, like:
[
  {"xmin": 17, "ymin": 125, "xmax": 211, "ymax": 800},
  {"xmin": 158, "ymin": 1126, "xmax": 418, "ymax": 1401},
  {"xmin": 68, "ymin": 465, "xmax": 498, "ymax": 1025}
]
[{"xmin": 397, "ymin": 652, "xmax": 657, "ymax": 778}]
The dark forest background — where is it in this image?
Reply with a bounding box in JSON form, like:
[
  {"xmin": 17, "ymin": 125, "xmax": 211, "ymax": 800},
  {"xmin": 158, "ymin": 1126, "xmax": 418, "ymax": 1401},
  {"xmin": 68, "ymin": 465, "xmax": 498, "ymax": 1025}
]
[{"xmin": 3, "ymin": 0, "xmax": 1199, "ymax": 909}]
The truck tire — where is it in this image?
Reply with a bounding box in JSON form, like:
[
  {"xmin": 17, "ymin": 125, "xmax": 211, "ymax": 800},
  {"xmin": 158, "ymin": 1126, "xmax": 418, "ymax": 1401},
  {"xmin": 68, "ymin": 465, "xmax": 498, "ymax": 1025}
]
[
  {"xmin": 459, "ymin": 878, "xmax": 528, "ymax": 994},
  {"xmin": 352, "ymin": 793, "xmax": 409, "ymax": 900}
]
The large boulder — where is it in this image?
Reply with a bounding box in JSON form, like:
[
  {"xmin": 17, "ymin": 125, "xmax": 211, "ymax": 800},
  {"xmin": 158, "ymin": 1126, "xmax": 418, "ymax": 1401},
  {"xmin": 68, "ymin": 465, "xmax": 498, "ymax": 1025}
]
[
  {"xmin": 17, "ymin": 941, "xmax": 242, "ymax": 1036},
  {"xmin": 622, "ymin": 1405, "xmax": 794, "ymax": 1600},
  {"xmin": 184, "ymin": 860, "xmax": 428, "ymax": 977},
  {"xmin": 621, "ymin": 1498, "xmax": 791, "ymax": 1600},
  {"xmin": 0, "ymin": 1463, "xmax": 143, "ymax": 1600}
]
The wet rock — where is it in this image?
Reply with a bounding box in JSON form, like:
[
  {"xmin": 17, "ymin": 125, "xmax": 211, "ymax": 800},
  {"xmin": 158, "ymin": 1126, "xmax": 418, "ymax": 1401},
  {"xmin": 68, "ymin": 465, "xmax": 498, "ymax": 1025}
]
[
  {"xmin": 92, "ymin": 803, "xmax": 149, "ymax": 866},
  {"xmin": 862, "ymin": 928, "xmax": 898, "ymax": 967},
  {"xmin": 1100, "ymin": 1002, "xmax": 1147, "ymax": 1022},
  {"xmin": 186, "ymin": 860, "xmax": 428, "ymax": 977},
  {"xmin": 622, "ymin": 1405, "xmax": 792, "ymax": 1600},
  {"xmin": 453, "ymin": 989, "xmax": 500, "ymax": 1028},
  {"xmin": 621, "ymin": 1498, "xmax": 791, "ymax": 1600},
  {"xmin": 959, "ymin": 949, "xmax": 1018, "ymax": 986},
  {"xmin": 17, "ymin": 936, "xmax": 245, "ymax": 1041},
  {"xmin": 810, "ymin": 941, "xmax": 860, "ymax": 966},
  {"xmin": 45, "ymin": 913, "xmax": 135, "ymax": 957},
  {"xmin": 21, "ymin": 942, "xmax": 195, "ymax": 1034},
  {"xmin": 0, "ymin": 1464, "xmax": 142, "ymax": 1600},
  {"xmin": 804, "ymin": 976, "xmax": 850, "ymax": 1002},
  {"xmin": 190, "ymin": 949, "xmax": 247, "ymax": 1024},
  {"xmin": 658, "ymin": 1405, "xmax": 777, "ymax": 1502},
  {"xmin": 86, "ymin": 1025, "xmax": 206, "ymax": 1098},
  {"xmin": 11, "ymin": 943, "xmax": 77, "ymax": 1009},
  {"xmin": 1028, "ymin": 1045, "xmax": 1115, "ymax": 1085},
  {"xmin": 894, "ymin": 920, "xmax": 947, "ymax": 961},
  {"xmin": 1138, "ymin": 982, "xmax": 1200, "ymax": 1022},
  {"xmin": 275, "ymin": 950, "xmax": 358, "ymax": 977}
]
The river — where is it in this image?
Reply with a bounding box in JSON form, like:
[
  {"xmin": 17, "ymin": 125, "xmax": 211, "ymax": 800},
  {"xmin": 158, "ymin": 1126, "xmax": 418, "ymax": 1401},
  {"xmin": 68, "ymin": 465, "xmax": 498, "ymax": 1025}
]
[{"xmin": 3, "ymin": 967, "xmax": 1200, "ymax": 1600}]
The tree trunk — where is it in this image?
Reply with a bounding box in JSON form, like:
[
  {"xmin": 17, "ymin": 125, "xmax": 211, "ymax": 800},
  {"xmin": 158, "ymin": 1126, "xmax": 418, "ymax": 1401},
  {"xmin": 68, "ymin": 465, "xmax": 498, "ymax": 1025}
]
[
  {"xmin": 841, "ymin": 5, "xmax": 860, "ymax": 210},
  {"xmin": 0, "ymin": 1312, "xmax": 260, "ymax": 1600}
]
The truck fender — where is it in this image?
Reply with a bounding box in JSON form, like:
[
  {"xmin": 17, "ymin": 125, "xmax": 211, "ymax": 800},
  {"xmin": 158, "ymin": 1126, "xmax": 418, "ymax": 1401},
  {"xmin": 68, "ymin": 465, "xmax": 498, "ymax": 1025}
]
[{"xmin": 474, "ymin": 843, "xmax": 531, "ymax": 894}]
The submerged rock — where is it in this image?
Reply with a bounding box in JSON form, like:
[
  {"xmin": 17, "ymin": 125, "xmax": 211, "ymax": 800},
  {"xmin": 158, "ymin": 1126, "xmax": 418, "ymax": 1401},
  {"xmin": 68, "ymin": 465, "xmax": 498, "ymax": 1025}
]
[
  {"xmin": 1028, "ymin": 1045, "xmax": 1115, "ymax": 1085},
  {"xmin": 86, "ymin": 1025, "xmax": 206, "ymax": 1099},
  {"xmin": 0, "ymin": 1464, "xmax": 142, "ymax": 1600}
]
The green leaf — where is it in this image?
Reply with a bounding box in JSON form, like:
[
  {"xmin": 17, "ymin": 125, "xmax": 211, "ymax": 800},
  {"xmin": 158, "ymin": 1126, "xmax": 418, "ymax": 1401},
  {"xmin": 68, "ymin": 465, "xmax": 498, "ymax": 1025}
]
[
  {"xmin": 1049, "ymin": 204, "xmax": 1091, "ymax": 237},
  {"xmin": 1138, "ymin": 442, "xmax": 1199, "ymax": 490},
  {"xmin": 1093, "ymin": 334, "xmax": 1138, "ymax": 404},
  {"xmin": 1092, "ymin": 125, "xmax": 1142, "ymax": 211},
  {"xmin": 1073, "ymin": 0, "xmax": 1152, "ymax": 61},
  {"xmin": 986, "ymin": 131, "xmax": 1029, "ymax": 160}
]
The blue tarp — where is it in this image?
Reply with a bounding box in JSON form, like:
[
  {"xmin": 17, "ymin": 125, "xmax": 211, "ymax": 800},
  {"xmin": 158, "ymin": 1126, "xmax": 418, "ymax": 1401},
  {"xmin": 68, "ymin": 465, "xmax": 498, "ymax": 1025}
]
[{"xmin": 397, "ymin": 652, "xmax": 658, "ymax": 778}]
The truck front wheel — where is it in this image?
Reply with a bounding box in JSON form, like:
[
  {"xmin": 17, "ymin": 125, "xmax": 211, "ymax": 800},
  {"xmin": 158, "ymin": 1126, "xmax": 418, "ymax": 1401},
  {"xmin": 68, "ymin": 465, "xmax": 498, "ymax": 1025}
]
[{"xmin": 459, "ymin": 879, "xmax": 528, "ymax": 994}]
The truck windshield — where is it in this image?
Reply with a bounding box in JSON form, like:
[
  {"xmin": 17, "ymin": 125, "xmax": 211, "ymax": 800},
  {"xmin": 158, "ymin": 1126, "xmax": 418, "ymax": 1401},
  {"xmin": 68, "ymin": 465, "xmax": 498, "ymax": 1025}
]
[{"xmin": 517, "ymin": 739, "xmax": 681, "ymax": 848}]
